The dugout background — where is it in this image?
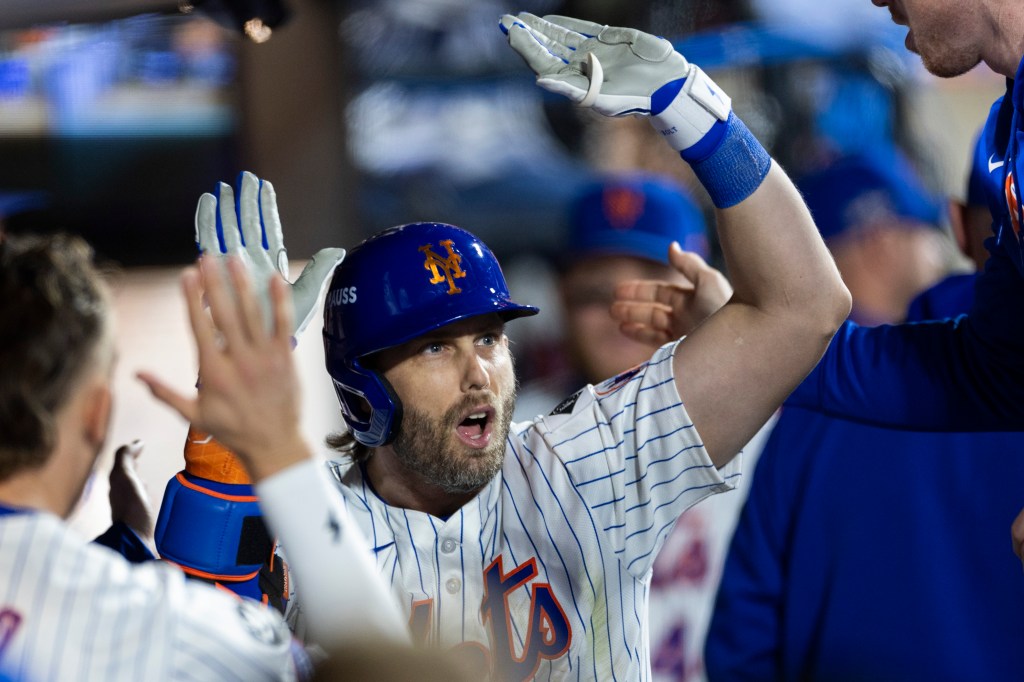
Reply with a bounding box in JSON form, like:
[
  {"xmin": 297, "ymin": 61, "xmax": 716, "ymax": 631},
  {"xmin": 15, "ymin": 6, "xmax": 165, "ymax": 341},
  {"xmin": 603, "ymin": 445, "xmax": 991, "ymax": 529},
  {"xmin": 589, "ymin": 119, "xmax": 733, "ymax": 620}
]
[{"xmin": 0, "ymin": 0, "xmax": 1004, "ymax": 538}]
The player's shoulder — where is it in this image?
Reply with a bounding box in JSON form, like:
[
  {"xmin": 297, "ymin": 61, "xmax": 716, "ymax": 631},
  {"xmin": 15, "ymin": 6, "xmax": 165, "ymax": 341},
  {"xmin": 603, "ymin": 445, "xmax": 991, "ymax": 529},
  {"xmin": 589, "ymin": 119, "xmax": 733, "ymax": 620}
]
[
  {"xmin": 0, "ymin": 514, "xmax": 298, "ymax": 681},
  {"xmin": 152, "ymin": 556, "xmax": 299, "ymax": 679},
  {"xmin": 1, "ymin": 511, "xmax": 180, "ymax": 599}
]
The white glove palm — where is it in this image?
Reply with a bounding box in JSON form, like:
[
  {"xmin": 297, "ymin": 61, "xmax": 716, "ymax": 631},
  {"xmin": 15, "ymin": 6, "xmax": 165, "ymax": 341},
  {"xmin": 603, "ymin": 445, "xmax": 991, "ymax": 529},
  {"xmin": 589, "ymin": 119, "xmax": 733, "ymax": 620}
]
[
  {"xmin": 195, "ymin": 171, "xmax": 345, "ymax": 336},
  {"xmin": 500, "ymin": 13, "xmax": 731, "ymax": 154}
]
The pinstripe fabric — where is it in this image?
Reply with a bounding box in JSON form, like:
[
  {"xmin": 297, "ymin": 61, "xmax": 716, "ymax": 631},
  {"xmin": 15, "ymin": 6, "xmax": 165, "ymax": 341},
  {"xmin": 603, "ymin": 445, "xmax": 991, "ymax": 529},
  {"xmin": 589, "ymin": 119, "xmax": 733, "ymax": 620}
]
[
  {"xmin": 331, "ymin": 341, "xmax": 741, "ymax": 681},
  {"xmin": 0, "ymin": 512, "xmax": 298, "ymax": 681}
]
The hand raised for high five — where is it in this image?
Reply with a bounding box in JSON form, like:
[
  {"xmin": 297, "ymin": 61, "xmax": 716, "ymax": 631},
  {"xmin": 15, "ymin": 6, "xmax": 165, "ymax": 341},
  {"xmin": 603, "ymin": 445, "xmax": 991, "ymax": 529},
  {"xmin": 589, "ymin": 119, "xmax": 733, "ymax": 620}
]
[
  {"xmin": 138, "ymin": 256, "xmax": 312, "ymax": 482},
  {"xmin": 611, "ymin": 242, "xmax": 733, "ymax": 348},
  {"xmin": 196, "ymin": 171, "xmax": 346, "ymax": 336},
  {"xmin": 500, "ymin": 13, "xmax": 731, "ymax": 155}
]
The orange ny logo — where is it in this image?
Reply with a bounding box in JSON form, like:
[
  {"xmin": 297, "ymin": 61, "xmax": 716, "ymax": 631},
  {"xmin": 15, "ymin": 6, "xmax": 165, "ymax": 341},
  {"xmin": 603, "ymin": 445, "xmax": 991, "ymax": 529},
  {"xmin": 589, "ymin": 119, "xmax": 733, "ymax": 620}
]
[{"xmin": 420, "ymin": 240, "xmax": 467, "ymax": 294}]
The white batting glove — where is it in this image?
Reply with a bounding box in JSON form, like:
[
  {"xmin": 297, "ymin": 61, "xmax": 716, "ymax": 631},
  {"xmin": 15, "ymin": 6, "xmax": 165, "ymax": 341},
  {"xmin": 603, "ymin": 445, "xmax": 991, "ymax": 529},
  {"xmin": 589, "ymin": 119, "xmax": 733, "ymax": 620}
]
[
  {"xmin": 499, "ymin": 13, "xmax": 732, "ymax": 155},
  {"xmin": 195, "ymin": 171, "xmax": 345, "ymax": 336}
]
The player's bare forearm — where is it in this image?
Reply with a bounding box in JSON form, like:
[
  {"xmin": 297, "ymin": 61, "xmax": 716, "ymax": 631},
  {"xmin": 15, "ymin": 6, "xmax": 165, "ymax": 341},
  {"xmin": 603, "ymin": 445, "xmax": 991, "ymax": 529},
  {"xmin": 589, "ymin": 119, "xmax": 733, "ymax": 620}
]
[{"xmin": 674, "ymin": 165, "xmax": 850, "ymax": 466}]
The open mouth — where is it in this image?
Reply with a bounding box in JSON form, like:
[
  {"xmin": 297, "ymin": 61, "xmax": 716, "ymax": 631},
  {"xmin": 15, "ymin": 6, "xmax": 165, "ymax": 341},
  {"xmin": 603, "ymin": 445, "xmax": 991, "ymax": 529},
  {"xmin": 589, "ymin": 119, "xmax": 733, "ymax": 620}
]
[{"xmin": 455, "ymin": 406, "xmax": 494, "ymax": 448}]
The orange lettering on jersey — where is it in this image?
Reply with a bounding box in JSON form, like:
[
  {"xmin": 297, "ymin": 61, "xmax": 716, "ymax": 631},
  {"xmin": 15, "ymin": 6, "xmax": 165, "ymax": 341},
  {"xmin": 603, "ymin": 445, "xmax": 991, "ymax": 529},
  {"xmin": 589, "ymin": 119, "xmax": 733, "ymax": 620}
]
[
  {"xmin": 481, "ymin": 556, "xmax": 571, "ymax": 682},
  {"xmin": 420, "ymin": 240, "xmax": 466, "ymax": 294},
  {"xmin": 1005, "ymin": 169, "xmax": 1021, "ymax": 237},
  {"xmin": 0, "ymin": 608, "xmax": 22, "ymax": 659},
  {"xmin": 409, "ymin": 599, "xmax": 434, "ymax": 646}
]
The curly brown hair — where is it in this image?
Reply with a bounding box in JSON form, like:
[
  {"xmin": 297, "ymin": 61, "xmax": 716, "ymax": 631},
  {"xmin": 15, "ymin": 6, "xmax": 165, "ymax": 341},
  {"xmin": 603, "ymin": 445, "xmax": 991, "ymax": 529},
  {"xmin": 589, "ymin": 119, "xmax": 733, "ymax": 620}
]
[
  {"xmin": 325, "ymin": 428, "xmax": 371, "ymax": 464},
  {"xmin": 0, "ymin": 233, "xmax": 110, "ymax": 479}
]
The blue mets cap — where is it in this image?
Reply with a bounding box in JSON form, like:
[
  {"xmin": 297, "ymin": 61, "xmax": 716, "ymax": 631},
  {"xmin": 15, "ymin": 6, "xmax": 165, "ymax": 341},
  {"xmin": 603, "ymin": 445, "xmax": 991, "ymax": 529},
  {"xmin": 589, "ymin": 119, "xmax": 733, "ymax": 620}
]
[
  {"xmin": 566, "ymin": 174, "xmax": 709, "ymax": 266},
  {"xmin": 797, "ymin": 148, "xmax": 944, "ymax": 241}
]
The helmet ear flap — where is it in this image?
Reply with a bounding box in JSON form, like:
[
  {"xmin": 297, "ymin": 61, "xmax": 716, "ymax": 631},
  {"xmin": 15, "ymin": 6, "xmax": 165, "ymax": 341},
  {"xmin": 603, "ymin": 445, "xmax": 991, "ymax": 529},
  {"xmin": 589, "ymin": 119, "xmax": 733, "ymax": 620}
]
[{"xmin": 330, "ymin": 358, "xmax": 404, "ymax": 447}]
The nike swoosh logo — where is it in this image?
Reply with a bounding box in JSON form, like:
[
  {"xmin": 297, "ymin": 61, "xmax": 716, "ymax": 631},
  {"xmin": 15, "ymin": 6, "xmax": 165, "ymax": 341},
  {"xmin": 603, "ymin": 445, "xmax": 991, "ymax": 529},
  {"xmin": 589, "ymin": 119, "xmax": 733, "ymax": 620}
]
[
  {"xmin": 989, "ymin": 153, "xmax": 1005, "ymax": 173},
  {"xmin": 372, "ymin": 541, "xmax": 395, "ymax": 554}
]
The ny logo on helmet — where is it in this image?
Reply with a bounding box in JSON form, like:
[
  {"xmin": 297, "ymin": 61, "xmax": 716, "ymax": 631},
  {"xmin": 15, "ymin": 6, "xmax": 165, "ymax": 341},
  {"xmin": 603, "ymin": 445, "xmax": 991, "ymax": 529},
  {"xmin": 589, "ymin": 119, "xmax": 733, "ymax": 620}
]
[{"xmin": 420, "ymin": 240, "xmax": 467, "ymax": 294}]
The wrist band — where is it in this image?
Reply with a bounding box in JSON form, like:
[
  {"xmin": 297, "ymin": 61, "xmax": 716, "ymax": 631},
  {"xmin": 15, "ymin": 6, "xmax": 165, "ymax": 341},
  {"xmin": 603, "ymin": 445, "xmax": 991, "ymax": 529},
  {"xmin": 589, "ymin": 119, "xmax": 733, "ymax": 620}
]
[{"xmin": 684, "ymin": 112, "xmax": 772, "ymax": 209}]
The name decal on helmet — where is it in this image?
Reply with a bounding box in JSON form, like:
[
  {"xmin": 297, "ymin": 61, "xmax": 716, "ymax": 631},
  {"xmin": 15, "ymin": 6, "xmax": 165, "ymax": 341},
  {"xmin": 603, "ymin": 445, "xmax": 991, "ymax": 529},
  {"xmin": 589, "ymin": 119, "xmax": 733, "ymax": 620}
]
[
  {"xmin": 326, "ymin": 286, "xmax": 357, "ymax": 306},
  {"xmin": 420, "ymin": 240, "xmax": 467, "ymax": 294}
]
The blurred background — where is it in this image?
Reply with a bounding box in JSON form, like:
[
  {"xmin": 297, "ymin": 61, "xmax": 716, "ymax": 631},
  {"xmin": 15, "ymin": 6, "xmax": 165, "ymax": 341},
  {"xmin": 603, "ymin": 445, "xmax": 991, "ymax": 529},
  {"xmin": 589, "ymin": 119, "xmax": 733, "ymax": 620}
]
[{"xmin": 0, "ymin": 0, "xmax": 1001, "ymax": 548}]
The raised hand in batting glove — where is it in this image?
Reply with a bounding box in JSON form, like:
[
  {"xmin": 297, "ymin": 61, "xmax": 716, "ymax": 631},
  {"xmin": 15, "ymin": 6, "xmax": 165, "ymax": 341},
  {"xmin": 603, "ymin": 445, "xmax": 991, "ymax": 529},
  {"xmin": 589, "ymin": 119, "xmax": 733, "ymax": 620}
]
[
  {"xmin": 150, "ymin": 172, "xmax": 343, "ymax": 612},
  {"xmin": 185, "ymin": 171, "xmax": 345, "ymax": 483},
  {"xmin": 500, "ymin": 13, "xmax": 772, "ymax": 210},
  {"xmin": 196, "ymin": 170, "xmax": 345, "ymax": 337},
  {"xmin": 499, "ymin": 13, "xmax": 731, "ymax": 156}
]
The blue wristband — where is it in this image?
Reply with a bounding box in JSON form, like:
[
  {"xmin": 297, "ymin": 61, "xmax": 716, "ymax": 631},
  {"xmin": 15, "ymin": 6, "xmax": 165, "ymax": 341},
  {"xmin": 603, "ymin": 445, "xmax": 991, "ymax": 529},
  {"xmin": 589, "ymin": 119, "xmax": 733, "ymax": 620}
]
[{"xmin": 683, "ymin": 112, "xmax": 772, "ymax": 209}]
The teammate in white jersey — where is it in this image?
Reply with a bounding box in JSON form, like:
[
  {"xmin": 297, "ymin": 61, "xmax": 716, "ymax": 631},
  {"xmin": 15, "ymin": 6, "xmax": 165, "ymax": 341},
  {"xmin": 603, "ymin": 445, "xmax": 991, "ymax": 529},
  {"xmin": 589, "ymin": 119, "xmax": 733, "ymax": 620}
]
[
  {"xmin": 314, "ymin": 14, "xmax": 850, "ymax": 681},
  {"xmin": 0, "ymin": 232, "xmax": 406, "ymax": 681}
]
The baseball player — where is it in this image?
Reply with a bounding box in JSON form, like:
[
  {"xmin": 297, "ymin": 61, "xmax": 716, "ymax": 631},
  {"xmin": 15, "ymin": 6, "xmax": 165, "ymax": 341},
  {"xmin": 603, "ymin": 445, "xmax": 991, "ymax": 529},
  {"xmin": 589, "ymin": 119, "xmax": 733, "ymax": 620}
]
[
  {"xmin": 510, "ymin": 173, "xmax": 737, "ymax": 681},
  {"xmin": 0, "ymin": 232, "xmax": 405, "ymax": 681},
  {"xmin": 157, "ymin": 12, "xmax": 849, "ymax": 680},
  {"xmin": 317, "ymin": 13, "xmax": 847, "ymax": 681}
]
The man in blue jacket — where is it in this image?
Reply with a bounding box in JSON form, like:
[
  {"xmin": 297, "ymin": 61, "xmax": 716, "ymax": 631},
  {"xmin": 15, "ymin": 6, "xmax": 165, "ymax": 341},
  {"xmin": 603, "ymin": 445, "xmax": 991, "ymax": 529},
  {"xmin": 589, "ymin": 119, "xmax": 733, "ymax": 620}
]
[
  {"xmin": 784, "ymin": 0, "xmax": 1024, "ymax": 430},
  {"xmin": 705, "ymin": 145, "xmax": 1024, "ymax": 681}
]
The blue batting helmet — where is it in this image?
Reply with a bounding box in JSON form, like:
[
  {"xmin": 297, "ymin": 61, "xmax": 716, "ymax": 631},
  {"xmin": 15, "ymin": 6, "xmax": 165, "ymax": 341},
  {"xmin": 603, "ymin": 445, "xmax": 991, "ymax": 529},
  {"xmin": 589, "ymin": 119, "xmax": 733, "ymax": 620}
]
[{"xmin": 323, "ymin": 222, "xmax": 538, "ymax": 447}]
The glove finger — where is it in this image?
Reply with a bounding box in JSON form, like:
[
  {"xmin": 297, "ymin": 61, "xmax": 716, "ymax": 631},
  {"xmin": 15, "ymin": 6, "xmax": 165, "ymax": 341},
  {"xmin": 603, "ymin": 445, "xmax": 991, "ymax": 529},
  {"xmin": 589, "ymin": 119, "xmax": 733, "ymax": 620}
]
[
  {"xmin": 291, "ymin": 247, "xmax": 346, "ymax": 334},
  {"xmin": 259, "ymin": 178, "xmax": 289, "ymax": 276},
  {"xmin": 540, "ymin": 15, "xmax": 606, "ymax": 39},
  {"xmin": 238, "ymin": 171, "xmax": 270, "ymax": 262},
  {"xmin": 535, "ymin": 75, "xmax": 590, "ymax": 105},
  {"xmin": 215, "ymin": 182, "xmax": 242, "ymax": 253},
  {"xmin": 623, "ymin": 29, "xmax": 675, "ymax": 61},
  {"xmin": 515, "ymin": 12, "xmax": 588, "ymax": 49},
  {"xmin": 195, "ymin": 193, "xmax": 219, "ymax": 255},
  {"xmin": 545, "ymin": 15, "xmax": 673, "ymax": 61},
  {"xmin": 524, "ymin": 23, "xmax": 577, "ymax": 64},
  {"xmin": 507, "ymin": 23, "xmax": 572, "ymax": 77}
]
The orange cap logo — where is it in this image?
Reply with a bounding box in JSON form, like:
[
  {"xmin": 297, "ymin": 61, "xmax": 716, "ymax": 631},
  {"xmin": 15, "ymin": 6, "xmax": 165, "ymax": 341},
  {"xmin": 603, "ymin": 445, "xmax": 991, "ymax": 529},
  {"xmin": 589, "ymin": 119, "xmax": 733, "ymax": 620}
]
[
  {"xmin": 420, "ymin": 240, "xmax": 466, "ymax": 294},
  {"xmin": 603, "ymin": 187, "xmax": 646, "ymax": 230}
]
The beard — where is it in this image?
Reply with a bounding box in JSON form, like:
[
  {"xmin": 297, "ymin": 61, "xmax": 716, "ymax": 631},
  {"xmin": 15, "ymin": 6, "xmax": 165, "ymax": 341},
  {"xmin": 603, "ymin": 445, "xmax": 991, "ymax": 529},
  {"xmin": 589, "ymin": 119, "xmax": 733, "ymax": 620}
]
[{"xmin": 390, "ymin": 389, "xmax": 516, "ymax": 494}]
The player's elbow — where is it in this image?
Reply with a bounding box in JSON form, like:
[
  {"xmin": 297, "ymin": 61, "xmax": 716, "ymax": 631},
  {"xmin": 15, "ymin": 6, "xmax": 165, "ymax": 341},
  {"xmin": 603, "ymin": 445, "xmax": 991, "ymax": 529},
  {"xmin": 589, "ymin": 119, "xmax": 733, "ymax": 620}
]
[
  {"xmin": 817, "ymin": 276, "xmax": 852, "ymax": 336},
  {"xmin": 785, "ymin": 269, "xmax": 851, "ymax": 346}
]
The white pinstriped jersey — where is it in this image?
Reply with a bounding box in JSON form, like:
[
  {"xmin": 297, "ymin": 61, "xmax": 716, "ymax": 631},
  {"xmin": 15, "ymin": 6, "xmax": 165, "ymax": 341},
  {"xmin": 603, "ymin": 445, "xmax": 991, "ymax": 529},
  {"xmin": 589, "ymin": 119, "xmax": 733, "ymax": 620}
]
[
  {"xmin": 330, "ymin": 341, "xmax": 741, "ymax": 681},
  {"xmin": 0, "ymin": 511, "xmax": 299, "ymax": 681}
]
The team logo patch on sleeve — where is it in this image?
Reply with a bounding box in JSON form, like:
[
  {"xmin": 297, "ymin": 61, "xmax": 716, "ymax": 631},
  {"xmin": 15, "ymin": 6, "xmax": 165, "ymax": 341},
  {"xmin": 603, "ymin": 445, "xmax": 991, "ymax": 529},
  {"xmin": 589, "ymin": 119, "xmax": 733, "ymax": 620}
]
[
  {"xmin": 595, "ymin": 364, "xmax": 645, "ymax": 397},
  {"xmin": 549, "ymin": 389, "xmax": 583, "ymax": 416},
  {"xmin": 236, "ymin": 601, "xmax": 286, "ymax": 646}
]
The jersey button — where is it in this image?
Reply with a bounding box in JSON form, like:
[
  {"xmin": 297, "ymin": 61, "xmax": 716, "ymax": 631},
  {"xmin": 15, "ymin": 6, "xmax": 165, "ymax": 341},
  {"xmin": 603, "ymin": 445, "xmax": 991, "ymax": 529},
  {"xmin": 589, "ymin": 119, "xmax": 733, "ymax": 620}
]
[
  {"xmin": 446, "ymin": 577, "xmax": 461, "ymax": 594},
  {"xmin": 441, "ymin": 538, "xmax": 457, "ymax": 554}
]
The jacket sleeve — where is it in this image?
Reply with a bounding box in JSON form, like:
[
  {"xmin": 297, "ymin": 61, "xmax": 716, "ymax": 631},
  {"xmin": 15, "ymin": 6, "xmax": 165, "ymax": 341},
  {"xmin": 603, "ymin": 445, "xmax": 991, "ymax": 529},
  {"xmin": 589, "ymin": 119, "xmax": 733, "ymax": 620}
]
[{"xmin": 786, "ymin": 242, "xmax": 1024, "ymax": 431}]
